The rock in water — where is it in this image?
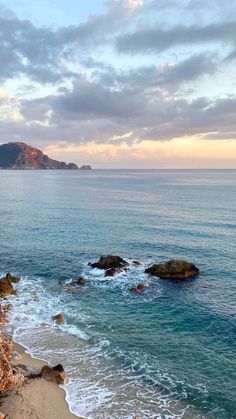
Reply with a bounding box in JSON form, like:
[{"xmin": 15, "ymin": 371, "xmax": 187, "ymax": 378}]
[
  {"xmin": 105, "ymin": 268, "xmax": 122, "ymax": 277},
  {"xmin": 132, "ymin": 260, "xmax": 141, "ymax": 266},
  {"xmin": 130, "ymin": 284, "xmax": 146, "ymax": 293},
  {"xmin": 52, "ymin": 314, "xmax": 65, "ymax": 325},
  {"xmin": 91, "ymin": 255, "xmax": 128, "ymax": 270},
  {"xmin": 40, "ymin": 364, "xmax": 68, "ymax": 384},
  {"xmin": 70, "ymin": 277, "xmax": 86, "ymax": 286},
  {"xmin": 80, "ymin": 165, "xmax": 92, "ymax": 170},
  {"xmin": 145, "ymin": 259, "xmax": 199, "ymax": 280}
]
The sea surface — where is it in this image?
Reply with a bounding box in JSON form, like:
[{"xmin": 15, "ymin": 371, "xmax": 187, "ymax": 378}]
[{"xmin": 0, "ymin": 169, "xmax": 236, "ymax": 419}]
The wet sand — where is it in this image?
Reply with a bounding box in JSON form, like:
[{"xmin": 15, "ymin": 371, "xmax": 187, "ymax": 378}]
[{"xmin": 0, "ymin": 342, "xmax": 80, "ymax": 419}]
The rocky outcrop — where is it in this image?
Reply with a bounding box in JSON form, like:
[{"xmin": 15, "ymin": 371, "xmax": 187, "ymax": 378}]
[
  {"xmin": 145, "ymin": 260, "xmax": 199, "ymax": 280},
  {"xmin": 0, "ymin": 142, "xmax": 79, "ymax": 170},
  {"xmin": 5, "ymin": 273, "xmax": 20, "ymax": 284},
  {"xmin": 0, "ymin": 305, "xmax": 24, "ymax": 393},
  {"xmin": 40, "ymin": 364, "xmax": 68, "ymax": 384},
  {"xmin": 0, "ymin": 273, "xmax": 20, "ymax": 298},
  {"xmin": 91, "ymin": 255, "xmax": 128, "ymax": 270},
  {"xmin": 0, "ymin": 277, "xmax": 15, "ymax": 298},
  {"xmin": 52, "ymin": 314, "xmax": 65, "ymax": 325}
]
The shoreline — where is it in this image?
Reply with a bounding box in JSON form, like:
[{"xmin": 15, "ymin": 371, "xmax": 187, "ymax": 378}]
[{"xmin": 0, "ymin": 340, "xmax": 80, "ymax": 419}]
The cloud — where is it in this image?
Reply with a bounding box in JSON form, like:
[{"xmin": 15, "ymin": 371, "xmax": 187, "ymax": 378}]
[
  {"xmin": 0, "ymin": 0, "xmax": 144, "ymax": 83},
  {"xmin": 15, "ymin": 69, "xmax": 236, "ymax": 148},
  {"xmin": 0, "ymin": 0, "xmax": 236, "ymax": 166},
  {"xmin": 116, "ymin": 21, "xmax": 236, "ymax": 54},
  {"xmin": 97, "ymin": 53, "xmax": 217, "ymax": 91}
]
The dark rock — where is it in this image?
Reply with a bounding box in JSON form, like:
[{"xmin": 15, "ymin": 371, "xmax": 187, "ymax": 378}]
[
  {"xmin": 70, "ymin": 277, "xmax": 86, "ymax": 286},
  {"xmin": 80, "ymin": 165, "xmax": 92, "ymax": 170},
  {"xmin": 145, "ymin": 259, "xmax": 199, "ymax": 280},
  {"xmin": 91, "ymin": 255, "xmax": 128, "ymax": 270},
  {"xmin": 105, "ymin": 268, "xmax": 122, "ymax": 277},
  {"xmin": 76, "ymin": 277, "xmax": 86, "ymax": 285},
  {"xmin": 130, "ymin": 284, "xmax": 146, "ymax": 293},
  {"xmin": 52, "ymin": 314, "xmax": 65, "ymax": 325},
  {"xmin": 130, "ymin": 287, "xmax": 139, "ymax": 293},
  {"xmin": 67, "ymin": 163, "xmax": 79, "ymax": 170},
  {"xmin": 132, "ymin": 260, "xmax": 141, "ymax": 266},
  {"xmin": 136, "ymin": 284, "xmax": 146, "ymax": 291},
  {"xmin": 52, "ymin": 364, "xmax": 64, "ymax": 372},
  {"xmin": 40, "ymin": 364, "xmax": 68, "ymax": 384}
]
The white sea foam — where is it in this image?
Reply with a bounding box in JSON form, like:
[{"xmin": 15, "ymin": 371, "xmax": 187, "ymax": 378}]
[{"xmin": 5, "ymin": 269, "xmax": 204, "ymax": 418}]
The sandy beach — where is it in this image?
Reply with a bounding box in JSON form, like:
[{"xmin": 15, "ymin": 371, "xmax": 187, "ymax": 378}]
[{"xmin": 0, "ymin": 342, "xmax": 79, "ymax": 419}]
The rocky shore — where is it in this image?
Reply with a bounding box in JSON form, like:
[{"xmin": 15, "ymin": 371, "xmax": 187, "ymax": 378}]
[
  {"xmin": 0, "ymin": 257, "xmax": 199, "ymax": 418},
  {"xmin": 0, "ymin": 274, "xmax": 78, "ymax": 419}
]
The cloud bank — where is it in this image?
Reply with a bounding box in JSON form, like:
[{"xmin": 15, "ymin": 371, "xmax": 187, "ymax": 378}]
[{"xmin": 0, "ymin": 0, "xmax": 236, "ymax": 166}]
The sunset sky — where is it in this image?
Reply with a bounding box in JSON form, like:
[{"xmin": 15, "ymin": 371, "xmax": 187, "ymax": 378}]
[{"xmin": 0, "ymin": 0, "xmax": 236, "ymax": 168}]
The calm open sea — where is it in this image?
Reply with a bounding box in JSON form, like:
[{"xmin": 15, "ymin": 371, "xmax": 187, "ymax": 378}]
[{"xmin": 0, "ymin": 169, "xmax": 236, "ymax": 418}]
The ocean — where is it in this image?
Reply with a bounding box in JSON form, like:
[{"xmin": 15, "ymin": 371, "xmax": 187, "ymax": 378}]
[{"xmin": 0, "ymin": 169, "xmax": 235, "ymax": 418}]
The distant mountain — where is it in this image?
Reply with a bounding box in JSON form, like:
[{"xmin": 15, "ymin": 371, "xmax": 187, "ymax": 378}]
[{"xmin": 0, "ymin": 142, "xmax": 87, "ymax": 170}]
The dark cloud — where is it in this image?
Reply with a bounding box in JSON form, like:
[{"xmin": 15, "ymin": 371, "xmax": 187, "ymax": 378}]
[
  {"xmin": 116, "ymin": 21, "xmax": 236, "ymax": 54},
  {"xmin": 96, "ymin": 53, "xmax": 217, "ymax": 91},
  {"xmin": 0, "ymin": 0, "xmax": 236, "ymax": 152},
  {"xmin": 17, "ymin": 71, "xmax": 236, "ymax": 146}
]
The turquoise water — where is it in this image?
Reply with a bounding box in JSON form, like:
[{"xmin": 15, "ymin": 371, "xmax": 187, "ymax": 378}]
[{"xmin": 0, "ymin": 170, "xmax": 236, "ymax": 418}]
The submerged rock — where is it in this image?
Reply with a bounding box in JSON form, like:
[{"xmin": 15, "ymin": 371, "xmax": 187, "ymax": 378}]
[
  {"xmin": 130, "ymin": 284, "xmax": 146, "ymax": 293},
  {"xmin": 132, "ymin": 260, "xmax": 141, "ymax": 266},
  {"xmin": 105, "ymin": 268, "xmax": 122, "ymax": 277},
  {"xmin": 91, "ymin": 255, "xmax": 128, "ymax": 270},
  {"xmin": 58, "ymin": 280, "xmax": 65, "ymax": 286},
  {"xmin": 40, "ymin": 364, "xmax": 68, "ymax": 384},
  {"xmin": 145, "ymin": 259, "xmax": 199, "ymax": 280},
  {"xmin": 32, "ymin": 292, "xmax": 39, "ymax": 302},
  {"xmin": 71, "ymin": 277, "xmax": 86, "ymax": 286},
  {"xmin": 52, "ymin": 314, "xmax": 65, "ymax": 325}
]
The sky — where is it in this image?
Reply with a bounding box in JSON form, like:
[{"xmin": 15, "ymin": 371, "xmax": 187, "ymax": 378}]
[{"xmin": 0, "ymin": 0, "xmax": 236, "ymax": 168}]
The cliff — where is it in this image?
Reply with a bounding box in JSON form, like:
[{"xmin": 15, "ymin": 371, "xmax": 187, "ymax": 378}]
[{"xmin": 0, "ymin": 142, "xmax": 79, "ymax": 170}]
